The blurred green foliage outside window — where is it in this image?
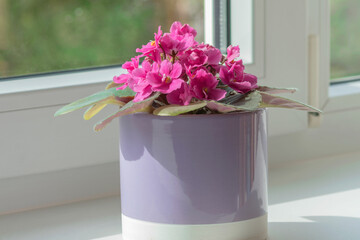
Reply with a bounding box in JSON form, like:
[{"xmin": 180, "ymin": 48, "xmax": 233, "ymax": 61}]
[
  {"xmin": 331, "ymin": 0, "xmax": 360, "ymax": 82},
  {"xmin": 0, "ymin": 0, "xmax": 203, "ymax": 78}
]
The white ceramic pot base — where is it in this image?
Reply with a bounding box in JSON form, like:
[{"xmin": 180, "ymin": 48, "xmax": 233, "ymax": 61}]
[{"xmin": 122, "ymin": 214, "xmax": 267, "ymax": 240}]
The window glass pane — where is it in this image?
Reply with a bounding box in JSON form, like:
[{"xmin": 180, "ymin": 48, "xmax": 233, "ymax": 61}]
[
  {"xmin": 230, "ymin": 0, "xmax": 253, "ymax": 64},
  {"xmin": 0, "ymin": 0, "xmax": 204, "ymax": 78},
  {"xmin": 331, "ymin": 0, "xmax": 360, "ymax": 81}
]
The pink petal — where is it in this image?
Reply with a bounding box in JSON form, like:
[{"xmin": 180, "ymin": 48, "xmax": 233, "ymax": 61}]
[
  {"xmin": 166, "ymin": 91, "xmax": 181, "ymax": 105},
  {"xmin": 190, "ymin": 84, "xmax": 203, "ymax": 100},
  {"xmin": 113, "ymin": 74, "xmax": 130, "ymax": 84},
  {"xmin": 167, "ymin": 78, "xmax": 184, "ymax": 92},
  {"xmin": 155, "ymin": 26, "xmax": 162, "ymax": 42},
  {"xmin": 160, "ymin": 60, "xmax": 172, "ymax": 76},
  {"xmin": 208, "ymin": 88, "xmax": 227, "ymax": 101},
  {"xmin": 166, "ymin": 83, "xmax": 192, "ymax": 105},
  {"xmin": 170, "ymin": 21, "xmax": 182, "ymax": 34},
  {"xmin": 152, "ymin": 62, "xmax": 160, "ymax": 72},
  {"xmin": 206, "ymin": 47, "xmax": 222, "ymax": 65},
  {"xmin": 147, "ymin": 72, "xmax": 162, "ymax": 86},
  {"xmin": 142, "ymin": 60, "xmax": 152, "ymax": 72},
  {"xmin": 244, "ymin": 73, "xmax": 258, "ymax": 85},
  {"xmin": 230, "ymin": 81, "xmax": 252, "ymax": 94},
  {"xmin": 170, "ymin": 62, "xmax": 183, "ymax": 79},
  {"xmin": 132, "ymin": 68, "xmax": 146, "ymax": 78},
  {"xmin": 206, "ymin": 74, "xmax": 219, "ymax": 89},
  {"xmin": 219, "ymin": 67, "xmax": 231, "ymax": 85},
  {"xmin": 133, "ymin": 85, "xmax": 153, "ymax": 102},
  {"xmin": 227, "ymin": 45, "xmax": 240, "ymax": 62}
]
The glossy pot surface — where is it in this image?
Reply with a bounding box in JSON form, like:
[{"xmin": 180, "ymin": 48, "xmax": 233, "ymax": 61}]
[{"xmin": 119, "ymin": 110, "xmax": 267, "ymax": 224}]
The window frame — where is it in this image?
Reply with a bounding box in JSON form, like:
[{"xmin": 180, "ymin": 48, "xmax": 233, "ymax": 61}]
[
  {"xmin": 0, "ymin": 67, "xmax": 125, "ymax": 113},
  {"xmin": 231, "ymin": 0, "xmax": 265, "ymax": 79},
  {"xmin": 2, "ymin": 0, "xmax": 358, "ymax": 115},
  {"xmin": 1, "ymin": 0, "xmax": 263, "ymax": 114},
  {"xmin": 1, "ymin": 0, "xmax": 311, "ymax": 136},
  {"xmin": 2, "ymin": 0, "xmax": 357, "ymax": 130},
  {"xmin": 311, "ymin": 0, "xmax": 360, "ymax": 113},
  {"xmin": 2, "ymin": 0, "xmax": 360, "ymax": 215}
]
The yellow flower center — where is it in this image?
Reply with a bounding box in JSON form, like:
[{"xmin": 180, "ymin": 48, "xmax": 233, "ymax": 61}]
[
  {"xmin": 165, "ymin": 76, "xmax": 172, "ymax": 83},
  {"xmin": 151, "ymin": 41, "xmax": 156, "ymax": 46}
]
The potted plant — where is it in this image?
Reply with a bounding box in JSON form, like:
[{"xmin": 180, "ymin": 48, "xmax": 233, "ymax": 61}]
[{"xmin": 55, "ymin": 22, "xmax": 320, "ymax": 240}]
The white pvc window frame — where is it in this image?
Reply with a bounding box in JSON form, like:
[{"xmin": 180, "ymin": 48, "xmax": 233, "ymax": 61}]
[
  {"xmin": 308, "ymin": 0, "xmax": 360, "ymax": 113},
  {"xmin": 1, "ymin": 0, "xmax": 262, "ymax": 113},
  {"xmin": 205, "ymin": 0, "xmax": 264, "ymax": 78},
  {"xmin": 3, "ymin": 0, "xmax": 360, "ymax": 216}
]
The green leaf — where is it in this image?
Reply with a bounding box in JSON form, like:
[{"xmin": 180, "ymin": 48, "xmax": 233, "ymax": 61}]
[
  {"xmin": 93, "ymin": 93, "xmax": 160, "ymax": 132},
  {"xmin": 84, "ymin": 103, "xmax": 108, "ymax": 120},
  {"xmin": 54, "ymin": 87, "xmax": 135, "ymax": 117},
  {"xmin": 230, "ymin": 91, "xmax": 262, "ymax": 110},
  {"xmin": 256, "ymin": 86, "xmax": 297, "ymax": 94},
  {"xmin": 153, "ymin": 102, "xmax": 207, "ymax": 116},
  {"xmin": 259, "ymin": 92, "xmax": 322, "ymax": 112},
  {"xmin": 105, "ymin": 81, "xmax": 122, "ymax": 90},
  {"xmin": 207, "ymin": 91, "xmax": 262, "ymax": 113},
  {"xmin": 219, "ymin": 93, "xmax": 245, "ymax": 105},
  {"xmin": 206, "ymin": 101, "xmax": 238, "ymax": 113},
  {"xmin": 83, "ymin": 96, "xmax": 126, "ymax": 120}
]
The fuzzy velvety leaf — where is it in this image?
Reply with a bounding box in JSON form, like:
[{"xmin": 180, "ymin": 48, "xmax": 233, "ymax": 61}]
[
  {"xmin": 259, "ymin": 92, "xmax": 322, "ymax": 112},
  {"xmin": 84, "ymin": 103, "xmax": 107, "ymax": 121},
  {"xmin": 207, "ymin": 91, "xmax": 262, "ymax": 113},
  {"xmin": 83, "ymin": 96, "xmax": 126, "ymax": 120},
  {"xmin": 219, "ymin": 93, "xmax": 245, "ymax": 104},
  {"xmin": 153, "ymin": 102, "xmax": 207, "ymax": 116},
  {"xmin": 223, "ymin": 86, "xmax": 237, "ymax": 95},
  {"xmin": 94, "ymin": 93, "xmax": 160, "ymax": 132},
  {"xmin": 105, "ymin": 82, "xmax": 122, "ymax": 90},
  {"xmin": 117, "ymin": 96, "xmax": 135, "ymax": 103},
  {"xmin": 230, "ymin": 91, "xmax": 262, "ymax": 110},
  {"xmin": 54, "ymin": 87, "xmax": 135, "ymax": 117},
  {"xmin": 256, "ymin": 86, "xmax": 297, "ymax": 94},
  {"xmin": 206, "ymin": 101, "xmax": 238, "ymax": 113}
]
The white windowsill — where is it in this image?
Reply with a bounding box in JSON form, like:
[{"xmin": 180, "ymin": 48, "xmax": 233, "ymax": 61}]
[
  {"xmin": 324, "ymin": 81, "xmax": 360, "ymax": 113},
  {"xmin": 1, "ymin": 152, "xmax": 359, "ymax": 240}
]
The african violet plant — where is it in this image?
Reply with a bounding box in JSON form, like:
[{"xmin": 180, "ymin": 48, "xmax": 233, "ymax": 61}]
[{"xmin": 55, "ymin": 21, "xmax": 320, "ymax": 131}]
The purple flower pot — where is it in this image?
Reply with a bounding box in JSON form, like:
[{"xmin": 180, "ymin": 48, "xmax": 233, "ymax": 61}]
[{"xmin": 119, "ymin": 110, "xmax": 268, "ymax": 240}]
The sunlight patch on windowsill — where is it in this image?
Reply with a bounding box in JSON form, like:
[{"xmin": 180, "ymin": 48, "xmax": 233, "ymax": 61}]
[
  {"xmin": 92, "ymin": 235, "xmax": 122, "ymax": 240},
  {"xmin": 269, "ymin": 188, "xmax": 360, "ymax": 223}
]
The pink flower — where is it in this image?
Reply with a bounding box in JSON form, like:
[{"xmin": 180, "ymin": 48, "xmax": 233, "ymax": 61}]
[
  {"xmin": 190, "ymin": 69, "xmax": 226, "ymax": 101},
  {"xmin": 196, "ymin": 43, "xmax": 222, "ymax": 66},
  {"xmin": 136, "ymin": 26, "xmax": 163, "ymax": 55},
  {"xmin": 122, "ymin": 57, "xmax": 139, "ymax": 73},
  {"xmin": 167, "ymin": 82, "xmax": 192, "ymax": 106},
  {"xmin": 114, "ymin": 57, "xmax": 140, "ymax": 90},
  {"xmin": 160, "ymin": 33, "xmax": 194, "ymax": 56},
  {"xmin": 226, "ymin": 45, "xmax": 240, "ymax": 63},
  {"xmin": 219, "ymin": 62, "xmax": 258, "ymax": 94},
  {"xmin": 113, "ymin": 23, "xmax": 258, "ymax": 104},
  {"xmin": 147, "ymin": 60, "xmax": 184, "ymax": 94},
  {"xmin": 181, "ymin": 49, "xmax": 208, "ymax": 68},
  {"xmin": 129, "ymin": 60, "xmax": 154, "ymax": 102},
  {"xmin": 114, "ymin": 74, "xmax": 131, "ymax": 90},
  {"xmin": 170, "ymin": 21, "xmax": 197, "ymax": 38},
  {"xmin": 133, "ymin": 83, "xmax": 153, "ymax": 102}
]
